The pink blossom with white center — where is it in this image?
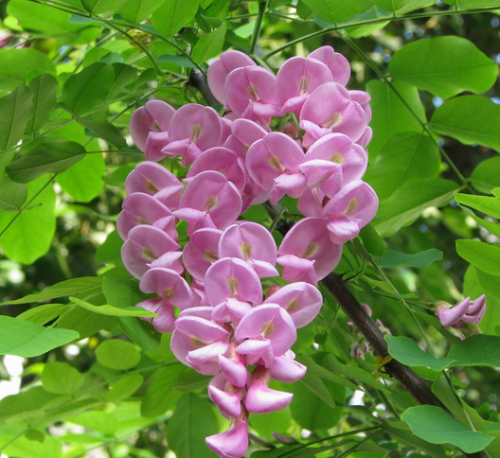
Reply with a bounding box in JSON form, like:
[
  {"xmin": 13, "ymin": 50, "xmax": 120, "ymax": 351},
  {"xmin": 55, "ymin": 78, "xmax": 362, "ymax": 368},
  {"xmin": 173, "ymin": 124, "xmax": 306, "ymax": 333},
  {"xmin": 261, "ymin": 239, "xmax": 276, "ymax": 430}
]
[
  {"xmin": 162, "ymin": 104, "xmax": 224, "ymax": 166},
  {"xmin": 219, "ymin": 222, "xmax": 278, "ymax": 278},
  {"xmin": 125, "ymin": 161, "xmax": 184, "ymax": 210},
  {"xmin": 299, "ymin": 82, "xmax": 369, "ymax": 147},
  {"xmin": 246, "ymin": 132, "xmax": 306, "ymax": 204},
  {"xmin": 173, "ymin": 171, "xmax": 242, "ymax": 235}
]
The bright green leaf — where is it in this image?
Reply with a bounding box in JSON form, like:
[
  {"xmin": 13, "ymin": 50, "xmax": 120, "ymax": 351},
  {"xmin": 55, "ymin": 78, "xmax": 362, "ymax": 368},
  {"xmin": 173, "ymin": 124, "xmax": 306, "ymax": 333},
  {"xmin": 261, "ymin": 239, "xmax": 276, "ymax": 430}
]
[
  {"xmin": 0, "ymin": 174, "xmax": 27, "ymax": 210},
  {"xmin": 0, "ymin": 434, "xmax": 63, "ymax": 458},
  {"xmin": 7, "ymin": 139, "xmax": 86, "ymax": 183},
  {"xmin": 152, "ymin": 0, "xmax": 200, "ymax": 39},
  {"xmin": 166, "ymin": 393, "xmax": 219, "ymax": 458},
  {"xmin": 448, "ymin": 334, "xmax": 500, "ymax": 367},
  {"xmin": 456, "ymin": 240, "xmax": 500, "ymax": 276},
  {"xmin": 192, "ymin": 22, "xmax": 227, "ymax": 63},
  {"xmin": 105, "ymin": 373, "xmax": 144, "ymax": 402},
  {"xmin": 82, "ymin": 0, "xmax": 129, "ymax": 15},
  {"xmin": 370, "ymin": 0, "xmax": 435, "ymax": 13},
  {"xmin": 69, "ymin": 296, "xmax": 156, "ymax": 317},
  {"xmin": 95, "ymin": 339, "xmax": 141, "ymax": 370},
  {"xmin": 302, "ymin": 0, "xmax": 360, "ymax": 23},
  {"xmin": 18, "ymin": 304, "xmax": 67, "ymax": 325},
  {"xmin": 385, "ymin": 335, "xmax": 455, "ymax": 371},
  {"xmin": 390, "ymin": 36, "xmax": 497, "ymax": 98},
  {"xmin": 27, "ymin": 74, "xmax": 58, "ymax": 134},
  {"xmin": 119, "ymin": 0, "xmax": 165, "ymax": 25},
  {"xmin": 441, "ymin": 0, "xmax": 500, "ymax": 7},
  {"xmin": 42, "ymin": 361, "xmax": 84, "ymax": 395},
  {"xmin": 158, "ymin": 54, "xmax": 197, "ymax": 68},
  {"xmin": 141, "ymin": 365, "xmax": 185, "ymax": 417},
  {"xmin": 0, "ymin": 315, "xmax": 79, "ymax": 357},
  {"xmin": 402, "ymin": 405, "xmax": 494, "ymax": 453},
  {"xmin": 365, "ymin": 132, "xmax": 440, "ymax": 200},
  {"xmin": 471, "ymin": 157, "xmax": 500, "ymax": 194},
  {"xmin": 455, "ymin": 193, "xmax": 500, "ymax": 219},
  {"xmin": 171, "ymin": 369, "xmax": 211, "ymax": 392},
  {"xmin": 374, "ymin": 178, "xmax": 459, "ymax": 236},
  {"xmin": 0, "ymin": 85, "xmax": 34, "ymax": 152},
  {"xmin": 366, "ymin": 80, "xmax": 426, "ymax": 159},
  {"xmin": 69, "ymin": 411, "xmax": 118, "ymax": 436},
  {"xmin": 378, "ymin": 249, "xmax": 443, "ymax": 269},
  {"xmin": 431, "ymin": 96, "xmax": 500, "ymax": 153}
]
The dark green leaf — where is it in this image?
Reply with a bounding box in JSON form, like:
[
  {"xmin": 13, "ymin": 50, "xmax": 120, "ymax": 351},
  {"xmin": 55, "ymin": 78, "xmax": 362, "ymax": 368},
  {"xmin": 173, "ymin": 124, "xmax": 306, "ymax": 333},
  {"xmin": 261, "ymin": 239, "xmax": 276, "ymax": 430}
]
[
  {"xmin": 0, "ymin": 315, "xmax": 79, "ymax": 357},
  {"xmin": 448, "ymin": 334, "xmax": 500, "ymax": 367},
  {"xmin": 166, "ymin": 393, "xmax": 219, "ymax": 458},
  {"xmin": 401, "ymin": 405, "xmax": 494, "ymax": 453},
  {"xmin": 385, "ymin": 335, "xmax": 454, "ymax": 371},
  {"xmin": 431, "ymin": 96, "xmax": 500, "ymax": 153},
  {"xmin": 27, "ymin": 74, "xmax": 58, "ymax": 134},
  {"xmin": 141, "ymin": 365, "xmax": 185, "ymax": 416},
  {"xmin": 378, "ymin": 249, "xmax": 443, "ymax": 269},
  {"xmin": 95, "ymin": 339, "xmax": 141, "ymax": 370},
  {"xmin": 171, "ymin": 369, "xmax": 211, "ymax": 392},
  {"xmin": 96, "ymin": 230, "xmax": 123, "ymax": 264},
  {"xmin": 390, "ymin": 36, "xmax": 497, "ymax": 98},
  {"xmin": 192, "ymin": 22, "xmax": 227, "ymax": 64},
  {"xmin": 0, "ymin": 174, "xmax": 27, "ymax": 210},
  {"xmin": 158, "ymin": 54, "xmax": 197, "ymax": 68},
  {"xmin": 7, "ymin": 139, "xmax": 86, "ymax": 183}
]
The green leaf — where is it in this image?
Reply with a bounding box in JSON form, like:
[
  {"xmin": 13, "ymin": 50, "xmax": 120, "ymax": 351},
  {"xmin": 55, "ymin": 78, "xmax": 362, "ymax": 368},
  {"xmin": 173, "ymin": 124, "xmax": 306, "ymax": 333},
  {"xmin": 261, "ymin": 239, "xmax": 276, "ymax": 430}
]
[
  {"xmin": 0, "ymin": 174, "xmax": 27, "ymax": 210},
  {"xmin": 27, "ymin": 74, "xmax": 58, "ymax": 134},
  {"xmin": 105, "ymin": 373, "xmax": 144, "ymax": 402},
  {"xmin": 56, "ymin": 153, "xmax": 106, "ymax": 203},
  {"xmin": 366, "ymin": 80, "xmax": 426, "ymax": 159},
  {"xmin": 359, "ymin": 223, "xmax": 386, "ymax": 257},
  {"xmin": 455, "ymin": 193, "xmax": 500, "ymax": 219},
  {"xmin": 119, "ymin": 0, "xmax": 165, "ymax": 25},
  {"xmin": 385, "ymin": 335, "xmax": 454, "ymax": 371},
  {"xmin": 456, "ymin": 240, "xmax": 500, "ymax": 276},
  {"xmin": 0, "ymin": 48, "xmax": 55, "ymax": 93},
  {"xmin": 42, "ymin": 361, "xmax": 84, "ymax": 395},
  {"xmin": 171, "ymin": 369, "xmax": 211, "ymax": 392},
  {"xmin": 18, "ymin": 303, "xmax": 67, "ymax": 325},
  {"xmin": 378, "ymin": 249, "xmax": 443, "ymax": 269},
  {"xmin": 82, "ymin": 0, "xmax": 129, "ymax": 15},
  {"xmin": 471, "ymin": 157, "xmax": 500, "ymax": 194},
  {"xmin": 431, "ymin": 96, "xmax": 500, "ymax": 153},
  {"xmin": 95, "ymin": 339, "xmax": 141, "ymax": 370},
  {"xmin": 166, "ymin": 393, "xmax": 219, "ymax": 458},
  {"xmin": 158, "ymin": 54, "xmax": 197, "ymax": 68},
  {"xmin": 0, "ymin": 434, "xmax": 63, "ymax": 458},
  {"xmin": 69, "ymin": 296, "xmax": 156, "ymax": 317},
  {"xmin": 0, "ymin": 85, "xmax": 34, "ymax": 152},
  {"xmin": 61, "ymin": 63, "xmax": 115, "ymax": 116},
  {"xmin": 8, "ymin": 0, "xmax": 98, "ymax": 45},
  {"xmin": 442, "ymin": 0, "xmax": 500, "ymax": 7},
  {"xmin": 2, "ymin": 277, "xmax": 102, "ymax": 305},
  {"xmin": 370, "ymin": 0, "xmax": 435, "ymax": 13},
  {"xmin": 460, "ymin": 206, "xmax": 500, "ymax": 238},
  {"xmin": 389, "ymin": 36, "xmax": 497, "ymax": 98},
  {"xmin": 7, "ymin": 139, "xmax": 86, "ymax": 183},
  {"xmin": 448, "ymin": 334, "xmax": 500, "ymax": 367},
  {"xmin": 152, "ymin": 0, "xmax": 200, "ymax": 39},
  {"xmin": 57, "ymin": 306, "xmax": 116, "ymax": 340},
  {"xmin": 96, "ymin": 230, "xmax": 123, "ymax": 264},
  {"xmin": 141, "ymin": 365, "xmax": 185, "ymax": 417},
  {"xmin": 364, "ymin": 132, "xmax": 440, "ymax": 200},
  {"xmin": 0, "ymin": 315, "xmax": 79, "ymax": 357},
  {"xmin": 120, "ymin": 316, "xmax": 161, "ymax": 352},
  {"xmin": 69, "ymin": 411, "xmax": 118, "ymax": 436},
  {"xmin": 297, "ymin": 365, "xmax": 336, "ymax": 408},
  {"xmin": 192, "ymin": 22, "xmax": 227, "ymax": 64},
  {"xmin": 302, "ymin": 0, "xmax": 360, "ymax": 23},
  {"xmin": 0, "ymin": 176, "xmax": 56, "ymax": 264},
  {"xmin": 374, "ymin": 178, "xmax": 460, "ymax": 237},
  {"xmin": 401, "ymin": 405, "xmax": 494, "ymax": 453}
]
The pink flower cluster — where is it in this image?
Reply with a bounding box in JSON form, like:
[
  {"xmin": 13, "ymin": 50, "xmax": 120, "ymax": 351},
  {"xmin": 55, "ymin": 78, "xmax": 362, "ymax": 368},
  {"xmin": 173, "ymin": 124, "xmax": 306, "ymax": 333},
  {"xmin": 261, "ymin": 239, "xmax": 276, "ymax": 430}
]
[{"xmin": 119, "ymin": 47, "xmax": 378, "ymax": 458}]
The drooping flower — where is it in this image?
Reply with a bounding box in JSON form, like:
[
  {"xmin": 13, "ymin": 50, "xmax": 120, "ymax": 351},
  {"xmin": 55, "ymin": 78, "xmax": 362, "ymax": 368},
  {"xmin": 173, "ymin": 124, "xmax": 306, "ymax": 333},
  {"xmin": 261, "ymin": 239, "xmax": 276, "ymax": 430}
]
[
  {"xmin": 206, "ymin": 415, "xmax": 249, "ymax": 458},
  {"xmin": 308, "ymin": 46, "xmax": 351, "ymax": 86},
  {"xmin": 437, "ymin": 295, "xmax": 487, "ymax": 328},
  {"xmin": 183, "ymin": 228, "xmax": 223, "ymax": 282}
]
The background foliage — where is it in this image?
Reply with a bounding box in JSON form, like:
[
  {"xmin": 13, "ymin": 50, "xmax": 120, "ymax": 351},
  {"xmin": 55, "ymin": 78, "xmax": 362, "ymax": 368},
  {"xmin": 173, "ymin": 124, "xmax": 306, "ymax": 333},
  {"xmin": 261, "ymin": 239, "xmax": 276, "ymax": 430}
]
[{"xmin": 1, "ymin": 0, "xmax": 500, "ymax": 457}]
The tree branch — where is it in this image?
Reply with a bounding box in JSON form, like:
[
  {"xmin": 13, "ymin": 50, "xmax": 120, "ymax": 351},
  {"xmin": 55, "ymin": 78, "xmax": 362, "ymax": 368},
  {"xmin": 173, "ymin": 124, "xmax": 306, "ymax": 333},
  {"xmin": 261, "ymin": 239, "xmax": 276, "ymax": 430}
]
[{"xmin": 188, "ymin": 70, "xmax": 219, "ymax": 107}]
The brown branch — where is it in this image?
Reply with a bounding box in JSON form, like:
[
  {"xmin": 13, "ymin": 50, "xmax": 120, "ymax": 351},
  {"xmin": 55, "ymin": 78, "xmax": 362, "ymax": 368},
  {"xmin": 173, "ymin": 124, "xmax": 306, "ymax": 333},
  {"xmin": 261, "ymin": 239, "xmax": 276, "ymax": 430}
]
[{"xmin": 188, "ymin": 69, "xmax": 219, "ymax": 107}]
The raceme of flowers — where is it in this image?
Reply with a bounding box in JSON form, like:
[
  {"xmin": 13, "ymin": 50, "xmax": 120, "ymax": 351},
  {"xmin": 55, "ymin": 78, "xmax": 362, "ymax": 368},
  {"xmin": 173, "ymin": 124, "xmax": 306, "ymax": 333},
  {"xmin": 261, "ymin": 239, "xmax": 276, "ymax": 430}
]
[{"xmin": 118, "ymin": 46, "xmax": 379, "ymax": 458}]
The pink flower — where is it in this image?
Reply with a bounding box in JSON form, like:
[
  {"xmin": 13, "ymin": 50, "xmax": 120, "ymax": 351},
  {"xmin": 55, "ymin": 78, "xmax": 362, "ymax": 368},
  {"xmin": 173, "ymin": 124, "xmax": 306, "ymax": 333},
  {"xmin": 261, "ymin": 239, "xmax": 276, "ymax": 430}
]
[
  {"xmin": 125, "ymin": 161, "xmax": 184, "ymax": 210},
  {"xmin": 234, "ymin": 304, "xmax": 297, "ymax": 367},
  {"xmin": 308, "ymin": 46, "xmax": 351, "ymax": 86},
  {"xmin": 323, "ymin": 180, "xmax": 379, "ymax": 244},
  {"xmin": 224, "ymin": 118, "xmax": 269, "ymax": 158},
  {"xmin": 264, "ymin": 282, "xmax": 323, "ymax": 328},
  {"xmin": 219, "ymin": 222, "xmax": 278, "ymax": 278},
  {"xmin": 246, "ymin": 132, "xmax": 306, "ymax": 204},
  {"xmin": 173, "ymin": 171, "xmax": 242, "ymax": 235},
  {"xmin": 116, "ymin": 193, "xmax": 173, "ymax": 240},
  {"xmin": 276, "ymin": 55, "xmax": 333, "ymax": 116},
  {"xmin": 163, "ymin": 104, "xmax": 224, "ymax": 166},
  {"xmin": 121, "ymin": 225, "xmax": 181, "ymax": 278},
  {"xmin": 186, "ymin": 147, "xmax": 246, "ymax": 192},
  {"xmin": 208, "ymin": 372, "xmax": 244, "ymax": 418},
  {"xmin": 206, "ymin": 416, "xmax": 249, "ymax": 458},
  {"xmin": 130, "ymin": 100, "xmax": 175, "ymax": 160},
  {"xmin": 245, "ymin": 366, "xmax": 293, "ymax": 414},
  {"xmin": 171, "ymin": 311, "xmax": 230, "ymax": 375},
  {"xmin": 224, "ymin": 66, "xmax": 280, "ymax": 125},
  {"xmin": 183, "ymin": 228, "xmax": 222, "ymax": 282},
  {"xmin": 277, "ymin": 217, "xmax": 342, "ymax": 283},
  {"xmin": 269, "ymin": 351, "xmax": 307, "ymax": 383},
  {"xmin": 219, "ymin": 344, "xmax": 248, "ymax": 388},
  {"xmin": 137, "ymin": 267, "xmax": 193, "ymax": 332},
  {"xmin": 300, "ymin": 133, "xmax": 368, "ymax": 195},
  {"xmin": 437, "ymin": 295, "xmax": 486, "ymax": 327},
  {"xmin": 208, "ymin": 50, "xmax": 256, "ymax": 108},
  {"xmin": 299, "ymin": 82, "xmax": 369, "ymax": 147}
]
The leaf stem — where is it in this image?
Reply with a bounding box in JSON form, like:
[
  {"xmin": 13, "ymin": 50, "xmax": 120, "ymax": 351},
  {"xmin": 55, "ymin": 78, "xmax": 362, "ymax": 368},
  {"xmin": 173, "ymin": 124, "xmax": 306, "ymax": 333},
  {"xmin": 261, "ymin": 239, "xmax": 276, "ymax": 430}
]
[{"xmin": 250, "ymin": 0, "xmax": 270, "ymax": 54}]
